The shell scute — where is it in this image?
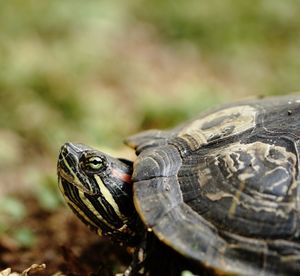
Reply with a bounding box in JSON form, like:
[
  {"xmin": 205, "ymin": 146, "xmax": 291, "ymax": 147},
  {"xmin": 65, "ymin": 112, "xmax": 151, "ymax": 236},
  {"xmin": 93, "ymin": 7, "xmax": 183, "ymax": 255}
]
[
  {"xmin": 132, "ymin": 145, "xmax": 182, "ymax": 181},
  {"xmin": 132, "ymin": 94, "xmax": 300, "ymax": 274}
]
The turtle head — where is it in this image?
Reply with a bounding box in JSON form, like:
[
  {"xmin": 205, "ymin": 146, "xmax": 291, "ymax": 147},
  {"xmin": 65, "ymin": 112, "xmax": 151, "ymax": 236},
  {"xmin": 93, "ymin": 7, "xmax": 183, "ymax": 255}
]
[{"xmin": 57, "ymin": 142, "xmax": 141, "ymax": 244}]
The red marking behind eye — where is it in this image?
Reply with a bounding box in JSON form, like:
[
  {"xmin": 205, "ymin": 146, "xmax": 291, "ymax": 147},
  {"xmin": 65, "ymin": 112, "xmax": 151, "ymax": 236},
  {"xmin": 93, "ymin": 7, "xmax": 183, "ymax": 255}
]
[{"xmin": 112, "ymin": 168, "xmax": 132, "ymax": 184}]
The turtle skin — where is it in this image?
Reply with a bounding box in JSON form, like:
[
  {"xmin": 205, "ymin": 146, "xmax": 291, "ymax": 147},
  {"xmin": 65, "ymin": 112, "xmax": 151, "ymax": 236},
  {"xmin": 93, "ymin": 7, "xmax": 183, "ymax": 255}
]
[{"xmin": 126, "ymin": 95, "xmax": 300, "ymax": 275}]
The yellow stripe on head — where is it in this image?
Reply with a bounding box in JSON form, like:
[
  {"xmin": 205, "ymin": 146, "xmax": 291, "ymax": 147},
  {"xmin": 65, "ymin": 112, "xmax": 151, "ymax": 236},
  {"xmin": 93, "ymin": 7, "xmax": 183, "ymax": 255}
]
[
  {"xmin": 61, "ymin": 156, "xmax": 96, "ymax": 195},
  {"xmin": 64, "ymin": 195, "xmax": 100, "ymax": 230},
  {"xmin": 94, "ymin": 174, "xmax": 124, "ymax": 220},
  {"xmin": 78, "ymin": 190, "xmax": 117, "ymax": 229}
]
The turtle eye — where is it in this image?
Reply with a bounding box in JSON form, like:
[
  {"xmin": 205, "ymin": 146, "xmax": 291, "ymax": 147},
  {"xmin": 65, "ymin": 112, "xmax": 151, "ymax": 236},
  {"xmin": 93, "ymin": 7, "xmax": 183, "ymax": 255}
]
[{"xmin": 87, "ymin": 157, "xmax": 103, "ymax": 170}]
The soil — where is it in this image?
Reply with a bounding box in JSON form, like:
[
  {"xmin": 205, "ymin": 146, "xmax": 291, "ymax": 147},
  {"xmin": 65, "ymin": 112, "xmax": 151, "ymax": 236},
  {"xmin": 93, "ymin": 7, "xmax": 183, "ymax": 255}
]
[
  {"xmin": 0, "ymin": 194, "xmax": 212, "ymax": 276},
  {"xmin": 0, "ymin": 194, "xmax": 131, "ymax": 276}
]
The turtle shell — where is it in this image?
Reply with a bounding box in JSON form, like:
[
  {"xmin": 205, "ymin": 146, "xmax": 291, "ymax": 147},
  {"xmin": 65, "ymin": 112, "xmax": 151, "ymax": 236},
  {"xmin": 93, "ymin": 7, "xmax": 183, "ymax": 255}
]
[{"xmin": 126, "ymin": 95, "xmax": 300, "ymax": 275}]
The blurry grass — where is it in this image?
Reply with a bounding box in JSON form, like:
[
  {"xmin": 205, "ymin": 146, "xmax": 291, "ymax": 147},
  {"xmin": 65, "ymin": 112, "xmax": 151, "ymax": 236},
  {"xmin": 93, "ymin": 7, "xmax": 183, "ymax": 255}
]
[
  {"xmin": 0, "ymin": 196, "xmax": 27, "ymax": 235},
  {"xmin": 0, "ymin": 0, "xmax": 299, "ymax": 241},
  {"xmin": 33, "ymin": 175, "xmax": 63, "ymax": 211},
  {"xmin": 132, "ymin": 0, "xmax": 300, "ymax": 93},
  {"xmin": 0, "ymin": 0, "xmax": 233, "ymax": 157},
  {"xmin": 13, "ymin": 227, "xmax": 36, "ymax": 248},
  {"xmin": 0, "ymin": 197, "xmax": 26, "ymax": 225}
]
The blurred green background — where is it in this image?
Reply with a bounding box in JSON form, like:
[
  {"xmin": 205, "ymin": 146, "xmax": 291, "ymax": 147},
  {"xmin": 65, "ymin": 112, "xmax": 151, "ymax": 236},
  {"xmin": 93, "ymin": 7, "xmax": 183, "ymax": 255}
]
[{"xmin": 0, "ymin": 0, "xmax": 300, "ymax": 247}]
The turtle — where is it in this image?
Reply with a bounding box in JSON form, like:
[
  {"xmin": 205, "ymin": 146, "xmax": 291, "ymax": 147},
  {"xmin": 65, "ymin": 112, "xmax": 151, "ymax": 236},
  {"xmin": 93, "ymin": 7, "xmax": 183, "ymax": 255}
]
[{"xmin": 57, "ymin": 94, "xmax": 300, "ymax": 275}]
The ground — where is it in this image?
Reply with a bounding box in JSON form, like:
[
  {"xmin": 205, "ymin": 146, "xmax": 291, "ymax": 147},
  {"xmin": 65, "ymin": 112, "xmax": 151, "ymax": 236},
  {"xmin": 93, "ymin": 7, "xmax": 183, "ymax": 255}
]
[
  {"xmin": 0, "ymin": 193, "xmax": 131, "ymax": 275},
  {"xmin": 0, "ymin": 194, "xmax": 206, "ymax": 276}
]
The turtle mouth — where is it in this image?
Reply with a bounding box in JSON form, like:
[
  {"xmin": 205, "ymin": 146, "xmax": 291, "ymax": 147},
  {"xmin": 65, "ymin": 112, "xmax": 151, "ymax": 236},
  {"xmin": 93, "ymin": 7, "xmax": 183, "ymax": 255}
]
[
  {"xmin": 57, "ymin": 159, "xmax": 97, "ymax": 195},
  {"xmin": 58, "ymin": 169, "xmax": 95, "ymax": 195}
]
